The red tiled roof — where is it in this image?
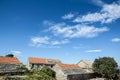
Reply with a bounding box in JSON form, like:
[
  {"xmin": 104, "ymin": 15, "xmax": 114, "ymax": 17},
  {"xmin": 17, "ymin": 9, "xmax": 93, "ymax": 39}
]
[
  {"xmin": 29, "ymin": 57, "xmax": 47, "ymax": 64},
  {"xmin": 47, "ymin": 59, "xmax": 61, "ymax": 64},
  {"xmin": 0, "ymin": 56, "xmax": 20, "ymax": 64},
  {"xmin": 58, "ymin": 64, "xmax": 80, "ymax": 69},
  {"xmin": 28, "ymin": 57, "xmax": 62, "ymax": 64}
]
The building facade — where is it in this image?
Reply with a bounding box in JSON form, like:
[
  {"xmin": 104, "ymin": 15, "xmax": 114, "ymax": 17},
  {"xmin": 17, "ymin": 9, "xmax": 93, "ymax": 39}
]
[
  {"xmin": 27, "ymin": 57, "xmax": 61, "ymax": 70},
  {"xmin": 77, "ymin": 60, "xmax": 93, "ymax": 73},
  {"xmin": 53, "ymin": 64, "xmax": 91, "ymax": 80},
  {"xmin": 0, "ymin": 56, "xmax": 21, "ymax": 75}
]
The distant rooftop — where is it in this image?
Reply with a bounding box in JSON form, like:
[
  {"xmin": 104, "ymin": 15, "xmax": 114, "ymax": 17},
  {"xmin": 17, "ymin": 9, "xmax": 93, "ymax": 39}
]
[
  {"xmin": 58, "ymin": 64, "xmax": 80, "ymax": 69},
  {"xmin": 77, "ymin": 60, "xmax": 93, "ymax": 68},
  {"xmin": 0, "ymin": 56, "xmax": 20, "ymax": 64},
  {"xmin": 55, "ymin": 63, "xmax": 87, "ymax": 75},
  {"xmin": 28, "ymin": 57, "xmax": 61, "ymax": 64},
  {"xmin": 63, "ymin": 69, "xmax": 87, "ymax": 75}
]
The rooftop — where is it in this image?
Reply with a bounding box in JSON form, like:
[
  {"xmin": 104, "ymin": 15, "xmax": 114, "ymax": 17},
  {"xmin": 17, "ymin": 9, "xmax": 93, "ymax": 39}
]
[
  {"xmin": 58, "ymin": 64, "xmax": 80, "ymax": 69},
  {"xmin": 28, "ymin": 57, "xmax": 61, "ymax": 64},
  {"xmin": 47, "ymin": 58, "xmax": 61, "ymax": 64},
  {"xmin": 63, "ymin": 69, "xmax": 87, "ymax": 75},
  {"xmin": 0, "ymin": 56, "xmax": 20, "ymax": 64},
  {"xmin": 29, "ymin": 57, "xmax": 47, "ymax": 64},
  {"xmin": 77, "ymin": 60, "xmax": 93, "ymax": 68}
]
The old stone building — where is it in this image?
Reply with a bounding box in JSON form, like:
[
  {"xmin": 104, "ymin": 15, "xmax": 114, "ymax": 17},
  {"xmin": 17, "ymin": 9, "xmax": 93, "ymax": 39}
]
[
  {"xmin": 0, "ymin": 56, "xmax": 21, "ymax": 75},
  {"xmin": 27, "ymin": 57, "xmax": 62, "ymax": 70},
  {"xmin": 77, "ymin": 60, "xmax": 93, "ymax": 73},
  {"xmin": 53, "ymin": 63, "xmax": 92, "ymax": 80}
]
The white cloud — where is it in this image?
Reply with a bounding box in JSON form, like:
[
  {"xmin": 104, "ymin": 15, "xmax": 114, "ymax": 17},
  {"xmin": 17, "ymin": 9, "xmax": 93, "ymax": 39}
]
[
  {"xmin": 86, "ymin": 49, "xmax": 102, "ymax": 53},
  {"xmin": 51, "ymin": 39, "xmax": 69, "ymax": 45},
  {"xmin": 31, "ymin": 36, "xmax": 69, "ymax": 47},
  {"xmin": 118, "ymin": 0, "xmax": 120, "ymax": 4},
  {"xmin": 31, "ymin": 36, "xmax": 50, "ymax": 46},
  {"xmin": 43, "ymin": 20, "xmax": 54, "ymax": 26},
  {"xmin": 73, "ymin": 12, "xmax": 105, "ymax": 23},
  {"xmin": 73, "ymin": 3, "xmax": 120, "ymax": 23},
  {"xmin": 62, "ymin": 13, "xmax": 75, "ymax": 19},
  {"xmin": 111, "ymin": 38, "xmax": 120, "ymax": 42},
  {"xmin": 73, "ymin": 46, "xmax": 83, "ymax": 49},
  {"xmin": 49, "ymin": 23, "xmax": 109, "ymax": 38},
  {"xmin": 92, "ymin": 0, "xmax": 105, "ymax": 6},
  {"xmin": 73, "ymin": 44, "xmax": 88, "ymax": 49},
  {"xmin": 11, "ymin": 50, "xmax": 22, "ymax": 57},
  {"xmin": 102, "ymin": 3, "xmax": 120, "ymax": 22},
  {"xmin": 31, "ymin": 2, "xmax": 119, "ymax": 47},
  {"xmin": 47, "ymin": 46, "xmax": 60, "ymax": 48}
]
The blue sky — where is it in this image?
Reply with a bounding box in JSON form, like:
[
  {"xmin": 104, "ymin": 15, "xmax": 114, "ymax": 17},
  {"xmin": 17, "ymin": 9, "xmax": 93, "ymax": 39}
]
[{"xmin": 0, "ymin": 0, "xmax": 120, "ymax": 65}]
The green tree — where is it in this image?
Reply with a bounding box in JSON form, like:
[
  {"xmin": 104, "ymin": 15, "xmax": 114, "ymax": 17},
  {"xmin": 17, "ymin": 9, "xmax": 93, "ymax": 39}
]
[
  {"xmin": 93, "ymin": 57, "xmax": 118, "ymax": 80},
  {"xmin": 26, "ymin": 66, "xmax": 56, "ymax": 80},
  {"xmin": 40, "ymin": 66, "xmax": 56, "ymax": 77},
  {"xmin": 5, "ymin": 54, "xmax": 14, "ymax": 57},
  {"xmin": 16, "ymin": 65, "xmax": 31, "ymax": 75}
]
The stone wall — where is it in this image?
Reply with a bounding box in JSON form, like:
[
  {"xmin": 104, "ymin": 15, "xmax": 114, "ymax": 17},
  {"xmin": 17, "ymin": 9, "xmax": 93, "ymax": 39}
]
[
  {"xmin": 90, "ymin": 78, "xmax": 105, "ymax": 80},
  {"xmin": 67, "ymin": 73, "xmax": 95, "ymax": 80},
  {"xmin": 53, "ymin": 65, "xmax": 67, "ymax": 80},
  {"xmin": 27, "ymin": 63, "xmax": 54, "ymax": 70},
  {"xmin": 0, "ymin": 64, "xmax": 20, "ymax": 72}
]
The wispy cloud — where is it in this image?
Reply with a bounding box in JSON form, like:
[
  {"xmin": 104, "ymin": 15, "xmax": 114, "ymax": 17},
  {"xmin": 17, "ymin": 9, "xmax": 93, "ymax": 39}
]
[
  {"xmin": 62, "ymin": 13, "xmax": 75, "ymax": 20},
  {"xmin": 86, "ymin": 49, "xmax": 102, "ymax": 53},
  {"xmin": 30, "ymin": 36, "xmax": 69, "ymax": 47},
  {"xmin": 92, "ymin": 0, "xmax": 105, "ymax": 6},
  {"xmin": 73, "ymin": 46, "xmax": 84, "ymax": 49},
  {"xmin": 42, "ymin": 46, "xmax": 60, "ymax": 48},
  {"xmin": 31, "ymin": 36, "xmax": 50, "ymax": 46},
  {"xmin": 51, "ymin": 39, "xmax": 69, "ymax": 45},
  {"xmin": 30, "ymin": 1, "xmax": 120, "ymax": 48},
  {"xmin": 111, "ymin": 38, "xmax": 120, "ymax": 42},
  {"xmin": 43, "ymin": 20, "xmax": 54, "ymax": 26},
  {"xmin": 118, "ymin": 0, "xmax": 120, "ymax": 4},
  {"xmin": 11, "ymin": 50, "xmax": 22, "ymax": 57},
  {"xmin": 73, "ymin": 3, "xmax": 120, "ymax": 23},
  {"xmin": 48, "ymin": 23, "xmax": 109, "ymax": 38},
  {"xmin": 73, "ymin": 44, "xmax": 89, "ymax": 49}
]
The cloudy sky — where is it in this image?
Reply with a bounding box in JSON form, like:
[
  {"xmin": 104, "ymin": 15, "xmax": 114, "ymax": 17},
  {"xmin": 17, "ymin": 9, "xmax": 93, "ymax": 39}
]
[{"xmin": 0, "ymin": 0, "xmax": 120, "ymax": 65}]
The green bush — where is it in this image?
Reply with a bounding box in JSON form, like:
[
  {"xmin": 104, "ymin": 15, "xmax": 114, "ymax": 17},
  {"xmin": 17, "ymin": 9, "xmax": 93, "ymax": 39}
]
[
  {"xmin": 26, "ymin": 66, "xmax": 56, "ymax": 80},
  {"xmin": 40, "ymin": 66, "xmax": 56, "ymax": 77},
  {"xmin": 93, "ymin": 57, "xmax": 118, "ymax": 80}
]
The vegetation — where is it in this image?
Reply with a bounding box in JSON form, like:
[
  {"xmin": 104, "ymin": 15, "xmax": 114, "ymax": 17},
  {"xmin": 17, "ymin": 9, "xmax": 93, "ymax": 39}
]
[
  {"xmin": 40, "ymin": 66, "xmax": 56, "ymax": 77},
  {"xmin": 26, "ymin": 66, "xmax": 56, "ymax": 80},
  {"xmin": 93, "ymin": 57, "xmax": 118, "ymax": 80},
  {"xmin": 3, "ymin": 66, "xmax": 56, "ymax": 80},
  {"xmin": 5, "ymin": 54, "xmax": 14, "ymax": 57},
  {"xmin": 16, "ymin": 65, "xmax": 31, "ymax": 75}
]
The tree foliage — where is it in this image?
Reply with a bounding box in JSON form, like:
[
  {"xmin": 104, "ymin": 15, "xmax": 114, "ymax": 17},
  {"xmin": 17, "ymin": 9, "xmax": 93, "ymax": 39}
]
[
  {"xmin": 16, "ymin": 65, "xmax": 31, "ymax": 75},
  {"xmin": 5, "ymin": 54, "xmax": 14, "ymax": 57},
  {"xmin": 40, "ymin": 66, "xmax": 56, "ymax": 77},
  {"xmin": 26, "ymin": 66, "xmax": 56, "ymax": 80},
  {"xmin": 93, "ymin": 57, "xmax": 118, "ymax": 79}
]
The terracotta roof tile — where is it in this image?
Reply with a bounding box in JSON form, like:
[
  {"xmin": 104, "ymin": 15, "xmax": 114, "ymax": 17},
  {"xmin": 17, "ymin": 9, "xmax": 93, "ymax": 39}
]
[
  {"xmin": 58, "ymin": 64, "xmax": 80, "ymax": 69},
  {"xmin": 0, "ymin": 56, "xmax": 20, "ymax": 64},
  {"xmin": 29, "ymin": 57, "xmax": 62, "ymax": 64},
  {"xmin": 47, "ymin": 59, "xmax": 61, "ymax": 64},
  {"xmin": 29, "ymin": 57, "xmax": 47, "ymax": 64}
]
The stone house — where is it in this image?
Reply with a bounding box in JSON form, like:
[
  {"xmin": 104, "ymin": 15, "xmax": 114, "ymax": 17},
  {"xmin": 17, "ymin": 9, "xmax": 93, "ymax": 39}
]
[
  {"xmin": 53, "ymin": 63, "xmax": 92, "ymax": 80},
  {"xmin": 77, "ymin": 60, "xmax": 93, "ymax": 73},
  {"xmin": 0, "ymin": 56, "xmax": 21, "ymax": 75},
  {"xmin": 27, "ymin": 57, "xmax": 61, "ymax": 70}
]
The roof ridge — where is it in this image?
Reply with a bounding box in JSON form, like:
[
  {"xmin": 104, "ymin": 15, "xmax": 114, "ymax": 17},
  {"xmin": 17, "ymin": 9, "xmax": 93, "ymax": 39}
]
[
  {"xmin": 58, "ymin": 63, "xmax": 80, "ymax": 69},
  {"xmin": 0, "ymin": 56, "xmax": 20, "ymax": 64},
  {"xmin": 29, "ymin": 57, "xmax": 46, "ymax": 59},
  {"xmin": 29, "ymin": 57, "xmax": 47, "ymax": 64}
]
